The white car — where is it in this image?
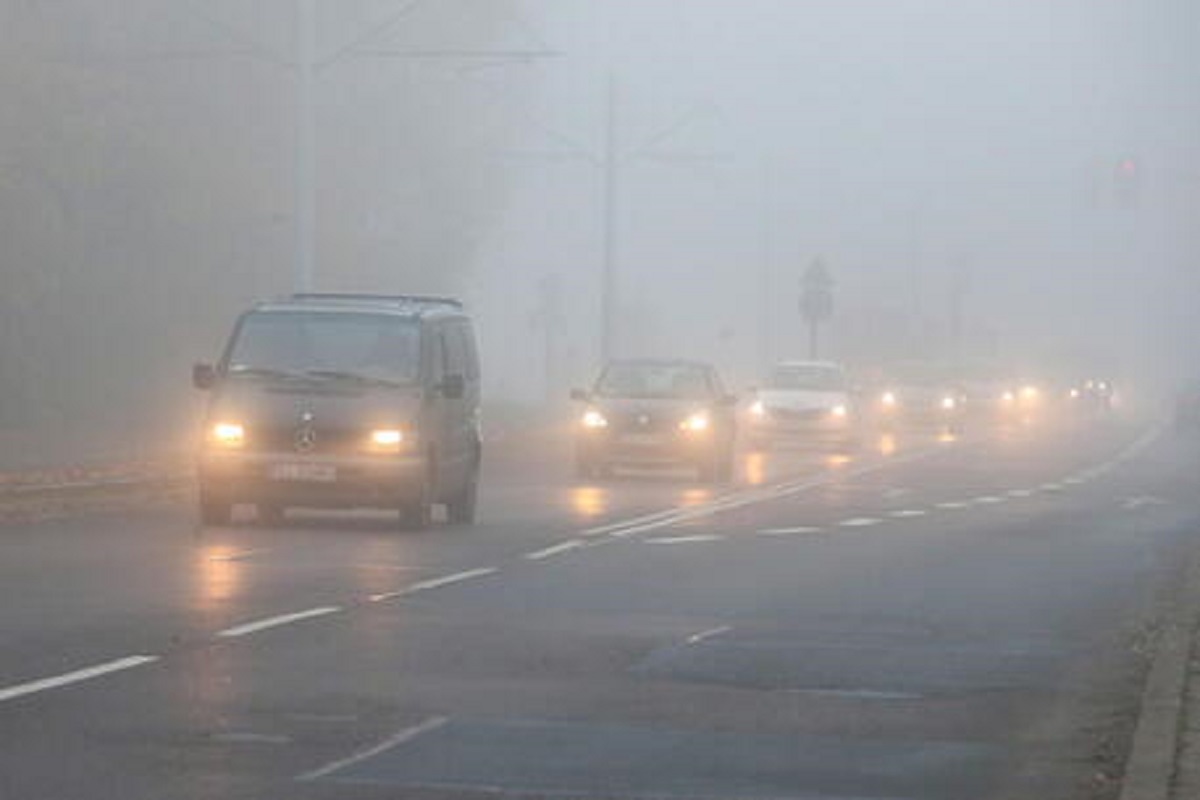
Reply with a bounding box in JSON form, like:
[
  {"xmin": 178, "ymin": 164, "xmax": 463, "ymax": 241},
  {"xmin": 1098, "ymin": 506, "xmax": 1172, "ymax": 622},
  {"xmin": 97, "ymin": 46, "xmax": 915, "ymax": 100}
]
[{"xmin": 746, "ymin": 361, "xmax": 859, "ymax": 449}]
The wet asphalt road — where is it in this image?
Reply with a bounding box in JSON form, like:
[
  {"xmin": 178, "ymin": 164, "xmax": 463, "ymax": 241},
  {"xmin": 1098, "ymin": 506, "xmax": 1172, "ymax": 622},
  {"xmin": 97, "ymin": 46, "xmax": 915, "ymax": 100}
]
[{"xmin": 1, "ymin": 416, "xmax": 1199, "ymax": 800}]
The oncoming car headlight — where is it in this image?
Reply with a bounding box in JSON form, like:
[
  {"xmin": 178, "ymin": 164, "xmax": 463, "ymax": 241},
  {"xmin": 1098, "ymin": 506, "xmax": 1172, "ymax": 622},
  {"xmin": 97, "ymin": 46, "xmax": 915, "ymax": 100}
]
[
  {"xmin": 679, "ymin": 412, "xmax": 711, "ymax": 433},
  {"xmin": 368, "ymin": 429, "xmax": 405, "ymax": 453},
  {"xmin": 941, "ymin": 396, "xmax": 958, "ymax": 411},
  {"xmin": 881, "ymin": 391, "xmax": 898, "ymax": 408},
  {"xmin": 209, "ymin": 422, "xmax": 245, "ymax": 449},
  {"xmin": 749, "ymin": 400, "xmax": 766, "ymax": 418},
  {"xmin": 581, "ymin": 409, "xmax": 608, "ymax": 430},
  {"xmin": 830, "ymin": 404, "xmax": 848, "ymax": 418}
]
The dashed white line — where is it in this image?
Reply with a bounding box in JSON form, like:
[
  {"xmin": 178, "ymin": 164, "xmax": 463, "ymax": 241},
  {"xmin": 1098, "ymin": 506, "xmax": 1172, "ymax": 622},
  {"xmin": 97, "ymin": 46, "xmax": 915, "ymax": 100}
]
[
  {"xmin": 1041, "ymin": 483, "xmax": 1063, "ymax": 492},
  {"xmin": 685, "ymin": 625, "xmax": 732, "ymax": 645},
  {"xmin": 1007, "ymin": 489, "xmax": 1034, "ymax": 498},
  {"xmin": 297, "ymin": 715, "xmax": 449, "ymax": 782},
  {"xmin": 371, "ymin": 567, "xmax": 498, "ymax": 602},
  {"xmin": 839, "ymin": 517, "xmax": 883, "ymax": 528},
  {"xmin": 1063, "ymin": 477, "xmax": 1085, "ymax": 486},
  {"xmin": 888, "ymin": 509, "xmax": 927, "ymax": 519},
  {"xmin": 936, "ymin": 501, "xmax": 969, "ymax": 510},
  {"xmin": 208, "ymin": 548, "xmax": 271, "ymax": 562},
  {"xmin": 972, "ymin": 496, "xmax": 1005, "ymax": 505},
  {"xmin": 218, "ymin": 607, "xmax": 342, "ymax": 638},
  {"xmin": 0, "ymin": 655, "xmax": 160, "ymax": 703},
  {"xmin": 645, "ymin": 534, "xmax": 724, "ymax": 545},
  {"xmin": 757, "ymin": 526, "xmax": 823, "ymax": 536},
  {"xmin": 524, "ymin": 539, "xmax": 586, "ymax": 561}
]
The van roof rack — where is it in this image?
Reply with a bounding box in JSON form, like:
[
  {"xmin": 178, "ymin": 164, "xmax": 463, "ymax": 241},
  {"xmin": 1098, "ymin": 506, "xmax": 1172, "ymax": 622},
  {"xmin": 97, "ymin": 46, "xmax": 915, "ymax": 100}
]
[{"xmin": 289, "ymin": 293, "xmax": 464, "ymax": 310}]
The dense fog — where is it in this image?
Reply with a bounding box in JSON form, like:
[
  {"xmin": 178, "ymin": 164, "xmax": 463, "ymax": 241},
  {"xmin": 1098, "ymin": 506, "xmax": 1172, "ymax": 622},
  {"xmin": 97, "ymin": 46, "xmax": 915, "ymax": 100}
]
[{"xmin": 0, "ymin": 0, "xmax": 1196, "ymax": 466}]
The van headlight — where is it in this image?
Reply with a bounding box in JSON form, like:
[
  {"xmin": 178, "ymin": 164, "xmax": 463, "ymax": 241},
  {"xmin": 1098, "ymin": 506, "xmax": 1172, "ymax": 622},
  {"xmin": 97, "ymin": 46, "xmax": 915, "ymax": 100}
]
[
  {"xmin": 831, "ymin": 404, "xmax": 848, "ymax": 418},
  {"xmin": 367, "ymin": 429, "xmax": 406, "ymax": 453},
  {"xmin": 679, "ymin": 412, "xmax": 711, "ymax": 433},
  {"xmin": 209, "ymin": 422, "xmax": 246, "ymax": 449},
  {"xmin": 749, "ymin": 400, "xmax": 766, "ymax": 418},
  {"xmin": 881, "ymin": 391, "xmax": 898, "ymax": 409},
  {"xmin": 581, "ymin": 409, "xmax": 608, "ymax": 430},
  {"xmin": 941, "ymin": 396, "xmax": 958, "ymax": 411}
]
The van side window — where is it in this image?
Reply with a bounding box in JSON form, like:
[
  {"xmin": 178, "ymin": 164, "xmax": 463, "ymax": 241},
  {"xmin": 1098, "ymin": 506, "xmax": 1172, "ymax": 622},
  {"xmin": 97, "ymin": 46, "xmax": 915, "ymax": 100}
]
[
  {"xmin": 428, "ymin": 329, "xmax": 446, "ymax": 384},
  {"xmin": 443, "ymin": 324, "xmax": 468, "ymax": 378},
  {"xmin": 456, "ymin": 323, "xmax": 480, "ymax": 381}
]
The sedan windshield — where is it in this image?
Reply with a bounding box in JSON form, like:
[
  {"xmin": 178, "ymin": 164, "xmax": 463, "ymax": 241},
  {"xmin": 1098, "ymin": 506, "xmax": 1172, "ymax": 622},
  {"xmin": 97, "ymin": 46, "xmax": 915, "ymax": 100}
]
[
  {"xmin": 768, "ymin": 365, "xmax": 845, "ymax": 391},
  {"xmin": 226, "ymin": 312, "xmax": 420, "ymax": 384},
  {"xmin": 596, "ymin": 363, "xmax": 714, "ymax": 400}
]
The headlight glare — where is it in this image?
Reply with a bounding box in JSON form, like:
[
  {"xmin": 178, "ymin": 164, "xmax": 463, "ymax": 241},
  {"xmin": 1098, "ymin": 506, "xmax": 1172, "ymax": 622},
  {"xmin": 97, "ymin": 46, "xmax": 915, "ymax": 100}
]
[
  {"xmin": 210, "ymin": 422, "xmax": 245, "ymax": 448},
  {"xmin": 680, "ymin": 412, "xmax": 710, "ymax": 433},
  {"xmin": 831, "ymin": 404, "xmax": 848, "ymax": 418},
  {"xmin": 581, "ymin": 409, "xmax": 608, "ymax": 429}
]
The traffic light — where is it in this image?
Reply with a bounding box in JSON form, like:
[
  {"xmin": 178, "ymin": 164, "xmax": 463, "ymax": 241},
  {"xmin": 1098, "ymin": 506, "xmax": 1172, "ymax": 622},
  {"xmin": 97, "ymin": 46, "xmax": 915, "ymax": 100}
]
[{"xmin": 1114, "ymin": 156, "xmax": 1140, "ymax": 208}]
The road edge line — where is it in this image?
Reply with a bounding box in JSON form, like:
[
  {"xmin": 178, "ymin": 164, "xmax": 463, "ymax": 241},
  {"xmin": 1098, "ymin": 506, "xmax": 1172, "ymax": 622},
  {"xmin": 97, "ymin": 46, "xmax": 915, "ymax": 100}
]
[{"xmin": 1118, "ymin": 550, "xmax": 1200, "ymax": 800}]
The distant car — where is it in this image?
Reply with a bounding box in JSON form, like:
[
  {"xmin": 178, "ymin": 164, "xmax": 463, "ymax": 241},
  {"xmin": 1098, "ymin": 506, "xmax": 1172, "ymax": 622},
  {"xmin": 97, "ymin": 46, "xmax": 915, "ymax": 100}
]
[
  {"xmin": 745, "ymin": 361, "xmax": 859, "ymax": 449},
  {"xmin": 571, "ymin": 359, "xmax": 738, "ymax": 482},
  {"xmin": 193, "ymin": 293, "xmax": 482, "ymax": 529},
  {"xmin": 1068, "ymin": 379, "xmax": 1115, "ymax": 414},
  {"xmin": 875, "ymin": 362, "xmax": 968, "ymax": 432},
  {"xmin": 1177, "ymin": 384, "xmax": 1200, "ymax": 428}
]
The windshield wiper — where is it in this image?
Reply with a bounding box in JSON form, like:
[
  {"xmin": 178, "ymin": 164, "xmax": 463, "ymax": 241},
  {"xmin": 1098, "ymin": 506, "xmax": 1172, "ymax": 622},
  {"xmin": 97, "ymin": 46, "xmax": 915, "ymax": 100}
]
[{"xmin": 303, "ymin": 369, "xmax": 406, "ymax": 388}]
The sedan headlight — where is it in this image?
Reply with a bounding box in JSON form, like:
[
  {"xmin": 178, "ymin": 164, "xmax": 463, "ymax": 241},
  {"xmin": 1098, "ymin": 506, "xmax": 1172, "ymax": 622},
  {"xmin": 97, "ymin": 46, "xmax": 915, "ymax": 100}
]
[
  {"xmin": 749, "ymin": 400, "xmax": 766, "ymax": 418},
  {"xmin": 679, "ymin": 412, "xmax": 711, "ymax": 433},
  {"xmin": 881, "ymin": 391, "xmax": 898, "ymax": 408},
  {"xmin": 831, "ymin": 404, "xmax": 848, "ymax": 418},
  {"xmin": 941, "ymin": 396, "xmax": 958, "ymax": 411},
  {"xmin": 368, "ymin": 428, "xmax": 405, "ymax": 453},
  {"xmin": 209, "ymin": 422, "xmax": 245, "ymax": 449},
  {"xmin": 581, "ymin": 409, "xmax": 609, "ymax": 429}
]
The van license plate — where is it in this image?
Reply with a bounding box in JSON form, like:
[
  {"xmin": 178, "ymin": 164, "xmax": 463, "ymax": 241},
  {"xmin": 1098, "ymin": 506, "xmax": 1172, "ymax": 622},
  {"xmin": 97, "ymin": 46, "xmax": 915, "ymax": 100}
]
[{"xmin": 269, "ymin": 463, "xmax": 337, "ymax": 483}]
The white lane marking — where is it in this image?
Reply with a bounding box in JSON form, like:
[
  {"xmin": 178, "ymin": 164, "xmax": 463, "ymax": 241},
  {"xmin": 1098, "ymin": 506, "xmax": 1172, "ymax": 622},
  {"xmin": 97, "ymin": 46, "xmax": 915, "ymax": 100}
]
[
  {"xmin": 686, "ymin": 625, "xmax": 732, "ymax": 645},
  {"xmin": 352, "ymin": 563, "xmax": 425, "ymax": 572},
  {"xmin": 1007, "ymin": 489, "xmax": 1034, "ymax": 498},
  {"xmin": 783, "ymin": 688, "xmax": 923, "ymax": 701},
  {"xmin": 0, "ymin": 655, "xmax": 159, "ymax": 703},
  {"xmin": 936, "ymin": 501, "xmax": 969, "ymax": 510},
  {"xmin": 370, "ymin": 567, "xmax": 498, "ymax": 602},
  {"xmin": 588, "ymin": 442, "xmax": 952, "ymax": 541},
  {"xmin": 972, "ymin": 496, "xmax": 1005, "ymax": 505},
  {"xmin": 1063, "ymin": 477, "xmax": 1085, "ymax": 486},
  {"xmin": 645, "ymin": 534, "xmax": 724, "ymax": 545},
  {"xmin": 882, "ymin": 488, "xmax": 910, "ymax": 499},
  {"xmin": 211, "ymin": 731, "xmax": 293, "ymax": 745},
  {"xmin": 218, "ymin": 607, "xmax": 341, "ymax": 639},
  {"xmin": 839, "ymin": 517, "xmax": 883, "ymax": 528},
  {"xmin": 1041, "ymin": 482, "xmax": 1063, "ymax": 491},
  {"xmin": 208, "ymin": 548, "xmax": 270, "ymax": 562},
  {"xmin": 889, "ymin": 509, "xmax": 927, "ymax": 519},
  {"xmin": 297, "ymin": 715, "xmax": 449, "ymax": 782},
  {"xmin": 757, "ymin": 526, "xmax": 823, "ymax": 536},
  {"xmin": 1122, "ymin": 495, "xmax": 1167, "ymax": 511},
  {"xmin": 524, "ymin": 539, "xmax": 586, "ymax": 561}
]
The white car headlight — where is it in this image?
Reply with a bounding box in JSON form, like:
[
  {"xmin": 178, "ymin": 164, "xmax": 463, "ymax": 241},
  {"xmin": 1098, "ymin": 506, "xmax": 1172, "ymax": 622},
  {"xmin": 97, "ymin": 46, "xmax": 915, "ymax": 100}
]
[{"xmin": 581, "ymin": 409, "xmax": 608, "ymax": 429}]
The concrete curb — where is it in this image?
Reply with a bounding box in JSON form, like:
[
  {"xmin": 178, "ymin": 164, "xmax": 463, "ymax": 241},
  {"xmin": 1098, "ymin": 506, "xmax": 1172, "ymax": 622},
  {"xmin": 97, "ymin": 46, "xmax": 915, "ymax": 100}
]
[{"xmin": 1119, "ymin": 553, "xmax": 1200, "ymax": 800}]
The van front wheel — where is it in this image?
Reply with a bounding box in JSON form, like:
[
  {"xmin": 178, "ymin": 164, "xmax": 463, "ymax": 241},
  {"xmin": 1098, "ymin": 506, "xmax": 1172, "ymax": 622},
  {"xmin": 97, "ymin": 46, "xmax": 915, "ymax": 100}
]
[{"xmin": 447, "ymin": 458, "xmax": 480, "ymax": 525}]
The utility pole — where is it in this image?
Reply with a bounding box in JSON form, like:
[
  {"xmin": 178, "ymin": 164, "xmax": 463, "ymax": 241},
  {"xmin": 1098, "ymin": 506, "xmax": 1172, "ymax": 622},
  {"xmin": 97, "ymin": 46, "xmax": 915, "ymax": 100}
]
[
  {"xmin": 600, "ymin": 75, "xmax": 618, "ymax": 362},
  {"xmin": 294, "ymin": 0, "xmax": 316, "ymax": 293}
]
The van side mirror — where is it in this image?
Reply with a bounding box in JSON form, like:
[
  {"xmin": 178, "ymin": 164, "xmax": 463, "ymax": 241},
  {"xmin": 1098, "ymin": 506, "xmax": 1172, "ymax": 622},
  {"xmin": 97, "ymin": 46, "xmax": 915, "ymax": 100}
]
[
  {"xmin": 193, "ymin": 362, "xmax": 217, "ymax": 390},
  {"xmin": 570, "ymin": 388, "xmax": 590, "ymax": 402},
  {"xmin": 440, "ymin": 374, "xmax": 465, "ymax": 400}
]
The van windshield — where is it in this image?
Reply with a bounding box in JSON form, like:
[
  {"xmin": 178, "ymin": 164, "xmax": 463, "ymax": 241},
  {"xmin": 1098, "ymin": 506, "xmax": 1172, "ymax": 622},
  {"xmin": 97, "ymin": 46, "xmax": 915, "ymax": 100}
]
[{"xmin": 227, "ymin": 311, "xmax": 420, "ymax": 384}]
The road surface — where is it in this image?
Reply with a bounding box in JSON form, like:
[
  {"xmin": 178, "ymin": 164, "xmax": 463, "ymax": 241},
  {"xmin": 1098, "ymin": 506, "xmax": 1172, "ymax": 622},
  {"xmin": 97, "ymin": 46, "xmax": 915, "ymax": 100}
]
[{"xmin": 0, "ymin": 416, "xmax": 1197, "ymax": 800}]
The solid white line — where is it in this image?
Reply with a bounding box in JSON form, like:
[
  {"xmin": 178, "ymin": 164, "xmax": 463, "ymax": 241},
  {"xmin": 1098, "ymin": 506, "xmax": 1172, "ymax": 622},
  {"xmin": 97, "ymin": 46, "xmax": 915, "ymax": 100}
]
[
  {"xmin": 936, "ymin": 501, "xmax": 969, "ymax": 510},
  {"xmin": 839, "ymin": 517, "xmax": 883, "ymax": 528},
  {"xmin": 0, "ymin": 655, "xmax": 159, "ymax": 703},
  {"xmin": 757, "ymin": 526, "xmax": 823, "ymax": 536},
  {"xmin": 889, "ymin": 509, "xmax": 927, "ymax": 519},
  {"xmin": 217, "ymin": 607, "xmax": 341, "ymax": 638},
  {"xmin": 645, "ymin": 534, "xmax": 724, "ymax": 545},
  {"xmin": 297, "ymin": 715, "xmax": 449, "ymax": 782},
  {"xmin": 686, "ymin": 625, "xmax": 732, "ymax": 645},
  {"xmin": 524, "ymin": 540, "xmax": 586, "ymax": 561}
]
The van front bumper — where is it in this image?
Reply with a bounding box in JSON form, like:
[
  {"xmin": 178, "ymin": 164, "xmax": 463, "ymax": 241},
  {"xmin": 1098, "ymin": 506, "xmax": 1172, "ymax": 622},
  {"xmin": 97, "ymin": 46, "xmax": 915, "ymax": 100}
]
[{"xmin": 198, "ymin": 451, "xmax": 426, "ymax": 509}]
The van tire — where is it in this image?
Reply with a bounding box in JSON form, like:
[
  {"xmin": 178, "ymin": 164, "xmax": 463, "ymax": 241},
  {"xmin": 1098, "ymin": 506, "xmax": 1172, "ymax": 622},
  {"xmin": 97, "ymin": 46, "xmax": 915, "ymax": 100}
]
[
  {"xmin": 401, "ymin": 455, "xmax": 435, "ymax": 530},
  {"xmin": 448, "ymin": 457, "xmax": 480, "ymax": 525}
]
